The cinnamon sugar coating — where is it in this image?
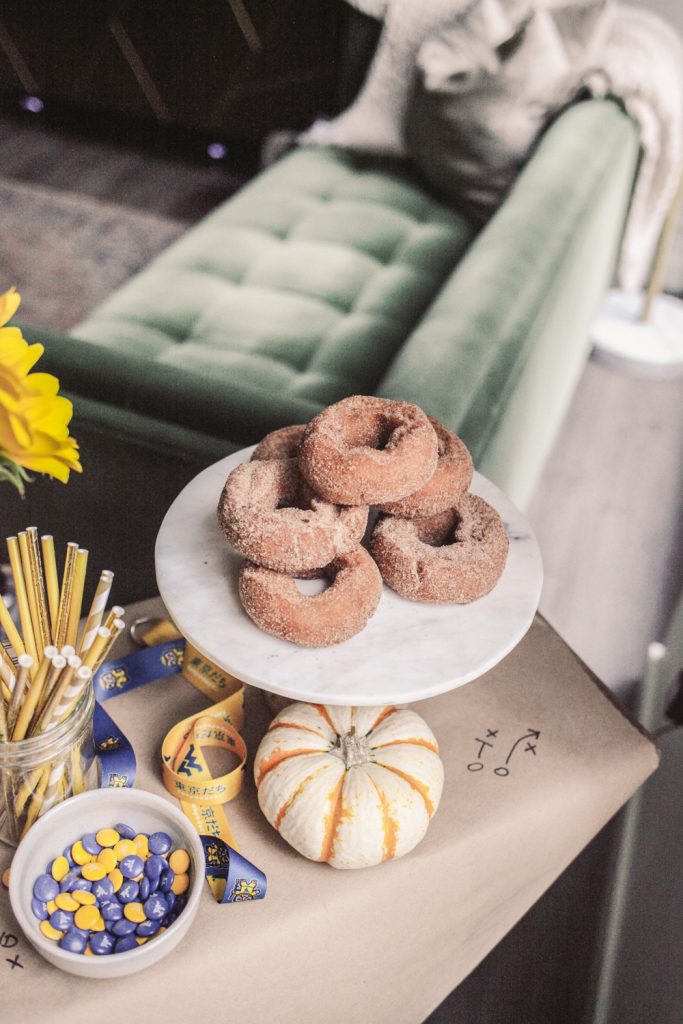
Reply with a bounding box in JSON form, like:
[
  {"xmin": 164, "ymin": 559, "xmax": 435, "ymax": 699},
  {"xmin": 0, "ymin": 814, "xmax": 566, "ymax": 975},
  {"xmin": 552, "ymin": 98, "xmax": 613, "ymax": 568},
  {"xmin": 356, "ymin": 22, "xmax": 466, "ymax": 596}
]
[
  {"xmin": 299, "ymin": 395, "xmax": 439, "ymax": 505},
  {"xmin": 239, "ymin": 547, "xmax": 383, "ymax": 647},
  {"xmin": 378, "ymin": 417, "xmax": 473, "ymax": 519},
  {"xmin": 371, "ymin": 494, "xmax": 508, "ymax": 603},
  {"xmin": 251, "ymin": 424, "xmax": 307, "ymax": 462},
  {"xmin": 217, "ymin": 458, "xmax": 368, "ymax": 575}
]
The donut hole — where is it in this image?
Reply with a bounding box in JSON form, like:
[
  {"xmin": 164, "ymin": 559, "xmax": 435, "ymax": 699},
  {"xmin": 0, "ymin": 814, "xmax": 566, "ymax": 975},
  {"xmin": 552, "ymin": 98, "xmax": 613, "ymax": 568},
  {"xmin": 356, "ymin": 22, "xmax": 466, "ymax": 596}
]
[
  {"xmin": 343, "ymin": 412, "xmax": 406, "ymax": 452},
  {"xmin": 294, "ymin": 576, "xmax": 330, "ymax": 597},
  {"xmin": 414, "ymin": 509, "xmax": 459, "ymax": 548}
]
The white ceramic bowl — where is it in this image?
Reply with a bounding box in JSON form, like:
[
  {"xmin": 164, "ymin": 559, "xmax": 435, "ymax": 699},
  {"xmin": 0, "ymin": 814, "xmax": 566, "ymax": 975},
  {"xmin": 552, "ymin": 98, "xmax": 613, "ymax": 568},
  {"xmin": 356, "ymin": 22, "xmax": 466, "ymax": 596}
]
[{"xmin": 9, "ymin": 788, "xmax": 204, "ymax": 978}]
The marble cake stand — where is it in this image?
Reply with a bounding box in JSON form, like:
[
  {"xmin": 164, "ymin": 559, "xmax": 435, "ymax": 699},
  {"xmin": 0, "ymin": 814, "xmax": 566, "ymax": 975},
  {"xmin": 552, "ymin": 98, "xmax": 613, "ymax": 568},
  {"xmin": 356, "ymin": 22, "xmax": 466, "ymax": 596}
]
[{"xmin": 155, "ymin": 447, "xmax": 543, "ymax": 707}]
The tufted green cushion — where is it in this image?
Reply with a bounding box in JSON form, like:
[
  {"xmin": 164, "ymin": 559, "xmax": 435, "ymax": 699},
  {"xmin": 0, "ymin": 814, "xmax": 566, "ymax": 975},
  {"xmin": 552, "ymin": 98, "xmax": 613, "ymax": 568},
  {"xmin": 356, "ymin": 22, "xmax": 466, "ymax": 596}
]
[{"xmin": 72, "ymin": 147, "xmax": 474, "ymax": 413}]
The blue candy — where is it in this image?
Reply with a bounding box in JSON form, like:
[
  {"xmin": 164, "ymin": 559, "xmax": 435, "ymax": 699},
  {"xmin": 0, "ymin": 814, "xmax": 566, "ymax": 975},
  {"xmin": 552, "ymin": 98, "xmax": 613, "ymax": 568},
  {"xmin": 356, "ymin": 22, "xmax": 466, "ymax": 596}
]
[
  {"xmin": 33, "ymin": 874, "xmax": 59, "ymax": 902},
  {"xmin": 139, "ymin": 877, "xmax": 150, "ymax": 901},
  {"xmin": 92, "ymin": 878, "xmax": 115, "ymax": 901},
  {"xmin": 117, "ymin": 880, "xmax": 139, "ymax": 904},
  {"xmin": 119, "ymin": 854, "xmax": 144, "ymax": 880},
  {"xmin": 91, "ymin": 931, "xmax": 116, "ymax": 956},
  {"xmin": 144, "ymin": 855, "xmax": 166, "ymax": 884},
  {"xmin": 143, "ymin": 894, "xmax": 168, "ymax": 921},
  {"xmin": 114, "ymin": 822, "xmax": 137, "ymax": 840},
  {"xmin": 164, "ymin": 912, "xmax": 177, "ymax": 927},
  {"xmin": 101, "ymin": 901, "xmax": 123, "ymax": 922},
  {"xmin": 31, "ymin": 897, "xmax": 48, "ymax": 921},
  {"xmin": 59, "ymin": 930, "xmax": 88, "ymax": 954},
  {"xmin": 49, "ymin": 909, "xmax": 74, "ymax": 932},
  {"xmin": 159, "ymin": 868, "xmax": 174, "ymax": 893},
  {"xmin": 62, "ymin": 846, "xmax": 76, "ymax": 867},
  {"xmin": 112, "ymin": 918, "xmax": 137, "ymax": 937},
  {"xmin": 175, "ymin": 894, "xmax": 187, "ymax": 913},
  {"xmin": 165, "ymin": 892, "xmax": 176, "ymax": 914},
  {"xmin": 148, "ymin": 831, "xmax": 172, "ymax": 856},
  {"xmin": 81, "ymin": 832, "xmax": 102, "ymax": 855},
  {"xmin": 136, "ymin": 919, "xmax": 160, "ymax": 937},
  {"xmin": 70, "ymin": 877, "xmax": 92, "ymax": 893},
  {"xmin": 114, "ymin": 934, "xmax": 138, "ymax": 954},
  {"xmin": 59, "ymin": 869, "xmax": 82, "ymax": 893}
]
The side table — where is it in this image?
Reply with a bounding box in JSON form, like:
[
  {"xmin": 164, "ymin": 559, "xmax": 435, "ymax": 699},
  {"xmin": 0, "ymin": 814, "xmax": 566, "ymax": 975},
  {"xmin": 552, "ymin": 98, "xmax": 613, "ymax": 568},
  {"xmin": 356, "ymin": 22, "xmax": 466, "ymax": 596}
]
[{"xmin": 0, "ymin": 597, "xmax": 657, "ymax": 1024}]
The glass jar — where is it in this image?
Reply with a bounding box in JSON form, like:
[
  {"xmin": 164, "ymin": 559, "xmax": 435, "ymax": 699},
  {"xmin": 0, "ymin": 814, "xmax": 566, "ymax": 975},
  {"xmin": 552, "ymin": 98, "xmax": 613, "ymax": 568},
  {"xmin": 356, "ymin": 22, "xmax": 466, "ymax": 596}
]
[{"xmin": 0, "ymin": 683, "xmax": 99, "ymax": 846}]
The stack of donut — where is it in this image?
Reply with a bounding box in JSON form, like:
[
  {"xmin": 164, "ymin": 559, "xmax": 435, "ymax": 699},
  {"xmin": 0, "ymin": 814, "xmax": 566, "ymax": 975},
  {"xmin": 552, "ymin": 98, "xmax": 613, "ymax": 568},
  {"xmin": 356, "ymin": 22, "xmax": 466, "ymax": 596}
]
[{"xmin": 217, "ymin": 395, "xmax": 508, "ymax": 648}]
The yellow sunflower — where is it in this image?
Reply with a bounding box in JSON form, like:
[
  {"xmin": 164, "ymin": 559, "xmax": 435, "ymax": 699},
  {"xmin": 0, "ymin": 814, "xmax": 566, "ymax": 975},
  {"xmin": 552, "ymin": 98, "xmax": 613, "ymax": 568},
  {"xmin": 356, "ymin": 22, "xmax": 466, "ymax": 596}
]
[{"xmin": 0, "ymin": 287, "xmax": 82, "ymax": 491}]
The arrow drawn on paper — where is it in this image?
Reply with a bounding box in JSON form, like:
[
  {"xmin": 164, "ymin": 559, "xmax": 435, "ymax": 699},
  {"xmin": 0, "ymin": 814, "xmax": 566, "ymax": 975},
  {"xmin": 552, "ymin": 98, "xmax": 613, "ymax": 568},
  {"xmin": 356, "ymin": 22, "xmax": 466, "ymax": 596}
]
[{"xmin": 493, "ymin": 729, "xmax": 540, "ymax": 777}]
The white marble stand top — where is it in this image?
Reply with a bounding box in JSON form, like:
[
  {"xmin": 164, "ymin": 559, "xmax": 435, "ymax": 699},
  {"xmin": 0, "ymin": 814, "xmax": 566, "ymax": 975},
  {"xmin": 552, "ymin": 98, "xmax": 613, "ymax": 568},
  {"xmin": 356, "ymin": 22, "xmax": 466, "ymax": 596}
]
[{"xmin": 155, "ymin": 447, "xmax": 543, "ymax": 706}]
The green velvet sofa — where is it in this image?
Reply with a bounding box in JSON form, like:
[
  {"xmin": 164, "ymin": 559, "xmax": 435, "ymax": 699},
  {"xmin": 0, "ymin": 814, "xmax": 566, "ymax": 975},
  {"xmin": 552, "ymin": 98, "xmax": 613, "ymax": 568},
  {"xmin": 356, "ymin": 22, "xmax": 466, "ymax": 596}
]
[{"xmin": 6, "ymin": 97, "xmax": 638, "ymax": 603}]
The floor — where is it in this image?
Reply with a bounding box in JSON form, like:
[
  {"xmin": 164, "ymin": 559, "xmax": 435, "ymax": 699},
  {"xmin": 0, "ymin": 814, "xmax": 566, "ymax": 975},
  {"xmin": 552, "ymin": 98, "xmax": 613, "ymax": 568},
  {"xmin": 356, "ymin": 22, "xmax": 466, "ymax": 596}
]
[{"xmin": 1, "ymin": 107, "xmax": 682, "ymax": 1022}]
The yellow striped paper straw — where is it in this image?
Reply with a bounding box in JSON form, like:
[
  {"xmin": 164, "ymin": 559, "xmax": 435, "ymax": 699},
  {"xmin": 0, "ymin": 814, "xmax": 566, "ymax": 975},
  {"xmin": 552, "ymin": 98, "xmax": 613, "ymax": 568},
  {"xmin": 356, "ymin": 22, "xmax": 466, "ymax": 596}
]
[
  {"xmin": 7, "ymin": 654, "xmax": 32, "ymax": 733},
  {"xmin": 90, "ymin": 619, "xmax": 125, "ymax": 676},
  {"xmin": 81, "ymin": 626, "xmax": 112, "ymax": 672},
  {"xmin": 7, "ymin": 536, "xmax": 38, "ymax": 670},
  {"xmin": 66, "ymin": 548, "xmax": 88, "ymax": 648},
  {"xmin": 32, "ymin": 655, "xmax": 81, "ymax": 734},
  {"xmin": 0, "ymin": 592, "xmax": 25, "ymax": 659},
  {"xmin": 11, "ymin": 647, "xmax": 56, "ymax": 742},
  {"xmin": 40, "ymin": 535, "xmax": 60, "ymax": 638},
  {"xmin": 79, "ymin": 570, "xmax": 114, "ymax": 654}
]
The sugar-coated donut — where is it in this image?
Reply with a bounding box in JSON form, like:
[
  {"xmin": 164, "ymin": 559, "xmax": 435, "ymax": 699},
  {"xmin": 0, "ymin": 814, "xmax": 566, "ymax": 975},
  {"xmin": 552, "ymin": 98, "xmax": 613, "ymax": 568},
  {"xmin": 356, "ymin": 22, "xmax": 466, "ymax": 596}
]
[
  {"xmin": 371, "ymin": 494, "xmax": 508, "ymax": 603},
  {"xmin": 239, "ymin": 548, "xmax": 383, "ymax": 647},
  {"xmin": 299, "ymin": 395, "xmax": 439, "ymax": 506},
  {"xmin": 251, "ymin": 424, "xmax": 306, "ymax": 462},
  {"xmin": 218, "ymin": 459, "xmax": 368, "ymax": 575},
  {"xmin": 377, "ymin": 417, "xmax": 473, "ymax": 519}
]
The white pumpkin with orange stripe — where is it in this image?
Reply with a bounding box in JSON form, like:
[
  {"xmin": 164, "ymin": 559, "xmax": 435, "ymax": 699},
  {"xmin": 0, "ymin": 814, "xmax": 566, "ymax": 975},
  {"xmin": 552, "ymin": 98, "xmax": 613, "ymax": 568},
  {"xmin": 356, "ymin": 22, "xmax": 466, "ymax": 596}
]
[{"xmin": 254, "ymin": 703, "xmax": 444, "ymax": 869}]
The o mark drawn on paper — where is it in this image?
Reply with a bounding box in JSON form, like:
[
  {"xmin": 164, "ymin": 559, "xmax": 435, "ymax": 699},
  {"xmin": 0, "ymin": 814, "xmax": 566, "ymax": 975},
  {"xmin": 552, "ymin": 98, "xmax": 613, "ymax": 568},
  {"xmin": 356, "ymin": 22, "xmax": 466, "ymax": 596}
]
[{"xmin": 467, "ymin": 728, "xmax": 540, "ymax": 776}]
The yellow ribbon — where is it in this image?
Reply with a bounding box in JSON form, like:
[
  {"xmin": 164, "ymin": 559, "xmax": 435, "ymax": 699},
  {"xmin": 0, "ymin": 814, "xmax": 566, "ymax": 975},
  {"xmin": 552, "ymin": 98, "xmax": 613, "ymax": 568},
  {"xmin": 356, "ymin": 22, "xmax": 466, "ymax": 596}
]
[{"xmin": 140, "ymin": 622, "xmax": 250, "ymax": 901}]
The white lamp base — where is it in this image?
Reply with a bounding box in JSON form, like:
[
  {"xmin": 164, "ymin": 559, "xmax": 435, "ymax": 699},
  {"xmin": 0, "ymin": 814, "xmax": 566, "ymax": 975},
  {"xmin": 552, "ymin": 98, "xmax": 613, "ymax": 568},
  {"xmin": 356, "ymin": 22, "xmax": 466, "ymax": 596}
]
[{"xmin": 591, "ymin": 289, "xmax": 683, "ymax": 379}]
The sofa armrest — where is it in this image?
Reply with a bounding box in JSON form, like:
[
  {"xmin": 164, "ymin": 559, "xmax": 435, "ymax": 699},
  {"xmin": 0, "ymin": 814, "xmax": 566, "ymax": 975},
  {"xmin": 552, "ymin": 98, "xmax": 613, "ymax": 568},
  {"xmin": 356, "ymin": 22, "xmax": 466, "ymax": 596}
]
[{"xmin": 377, "ymin": 99, "xmax": 639, "ymax": 476}]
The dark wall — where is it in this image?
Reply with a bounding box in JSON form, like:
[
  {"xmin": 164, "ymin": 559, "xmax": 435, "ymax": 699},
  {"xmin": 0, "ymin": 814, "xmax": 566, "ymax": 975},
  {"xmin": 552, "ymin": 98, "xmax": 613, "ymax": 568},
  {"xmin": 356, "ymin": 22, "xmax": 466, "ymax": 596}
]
[{"xmin": 0, "ymin": 0, "xmax": 347, "ymax": 138}]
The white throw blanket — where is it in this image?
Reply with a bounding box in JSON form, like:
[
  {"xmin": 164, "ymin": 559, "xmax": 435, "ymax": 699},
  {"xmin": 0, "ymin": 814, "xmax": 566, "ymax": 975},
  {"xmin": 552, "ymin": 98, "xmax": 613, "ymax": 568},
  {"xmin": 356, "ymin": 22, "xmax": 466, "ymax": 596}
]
[{"xmin": 302, "ymin": 0, "xmax": 683, "ymax": 292}]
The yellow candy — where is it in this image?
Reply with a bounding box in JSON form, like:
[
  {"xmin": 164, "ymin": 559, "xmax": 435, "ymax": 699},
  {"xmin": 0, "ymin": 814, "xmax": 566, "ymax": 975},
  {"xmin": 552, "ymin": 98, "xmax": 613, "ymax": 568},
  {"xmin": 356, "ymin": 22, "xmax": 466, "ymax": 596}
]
[
  {"xmin": 134, "ymin": 834, "xmax": 149, "ymax": 859},
  {"xmin": 114, "ymin": 839, "xmax": 137, "ymax": 860},
  {"xmin": 2, "ymin": 867, "xmax": 10, "ymax": 888},
  {"xmin": 74, "ymin": 905, "xmax": 99, "ymax": 930},
  {"xmin": 97, "ymin": 848, "xmax": 117, "ymax": 872},
  {"xmin": 84, "ymin": 946, "xmax": 95, "ymax": 956},
  {"xmin": 73, "ymin": 890, "xmax": 96, "ymax": 906},
  {"xmin": 136, "ymin": 936, "xmax": 149, "ymax": 945},
  {"xmin": 40, "ymin": 921, "xmax": 64, "ymax": 941},
  {"xmin": 90, "ymin": 916, "xmax": 105, "ymax": 932},
  {"xmin": 71, "ymin": 841, "xmax": 91, "ymax": 866},
  {"xmin": 81, "ymin": 862, "xmax": 107, "ymax": 881},
  {"xmin": 169, "ymin": 849, "xmax": 190, "ymax": 874},
  {"xmin": 108, "ymin": 868, "xmax": 123, "ymax": 892},
  {"xmin": 46, "ymin": 900, "xmax": 58, "ymax": 914},
  {"xmin": 171, "ymin": 872, "xmax": 190, "ymax": 895},
  {"xmin": 51, "ymin": 855, "xmax": 69, "ymax": 882},
  {"xmin": 95, "ymin": 828, "xmax": 120, "ymax": 848},
  {"xmin": 124, "ymin": 902, "xmax": 146, "ymax": 923},
  {"xmin": 55, "ymin": 893, "xmax": 79, "ymax": 912}
]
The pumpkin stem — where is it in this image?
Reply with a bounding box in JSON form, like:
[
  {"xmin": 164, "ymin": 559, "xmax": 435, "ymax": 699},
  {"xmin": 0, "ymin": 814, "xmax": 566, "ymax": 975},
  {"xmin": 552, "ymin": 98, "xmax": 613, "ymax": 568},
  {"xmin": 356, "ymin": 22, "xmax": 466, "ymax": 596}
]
[{"xmin": 332, "ymin": 727, "xmax": 371, "ymax": 770}]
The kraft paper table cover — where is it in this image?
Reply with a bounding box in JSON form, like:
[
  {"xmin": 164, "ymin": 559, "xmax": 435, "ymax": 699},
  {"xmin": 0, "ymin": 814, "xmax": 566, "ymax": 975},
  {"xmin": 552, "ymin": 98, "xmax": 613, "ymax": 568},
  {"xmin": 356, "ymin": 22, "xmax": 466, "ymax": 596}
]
[{"xmin": 0, "ymin": 597, "xmax": 657, "ymax": 1024}]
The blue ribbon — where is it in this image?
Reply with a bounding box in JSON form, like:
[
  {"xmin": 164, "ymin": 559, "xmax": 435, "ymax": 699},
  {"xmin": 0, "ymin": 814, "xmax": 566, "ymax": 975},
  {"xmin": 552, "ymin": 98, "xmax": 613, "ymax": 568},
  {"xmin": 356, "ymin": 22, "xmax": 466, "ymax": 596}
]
[{"xmin": 200, "ymin": 835, "xmax": 267, "ymax": 904}]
